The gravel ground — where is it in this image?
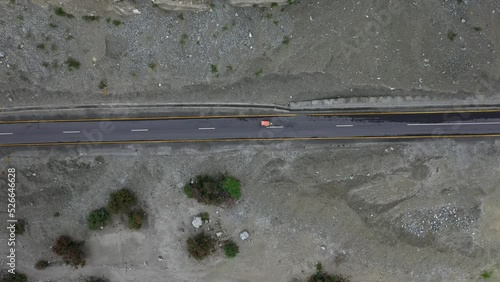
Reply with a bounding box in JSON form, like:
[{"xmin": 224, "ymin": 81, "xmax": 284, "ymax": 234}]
[
  {"xmin": 0, "ymin": 139, "xmax": 499, "ymax": 281},
  {"xmin": 0, "ymin": 0, "xmax": 499, "ymax": 108}
]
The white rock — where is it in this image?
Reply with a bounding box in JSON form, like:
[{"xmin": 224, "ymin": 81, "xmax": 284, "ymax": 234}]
[
  {"xmin": 0, "ymin": 51, "xmax": 4, "ymax": 58},
  {"xmin": 240, "ymin": 230, "xmax": 249, "ymax": 240},
  {"xmin": 216, "ymin": 232, "xmax": 223, "ymax": 237},
  {"xmin": 133, "ymin": 9, "xmax": 141, "ymax": 14},
  {"xmin": 192, "ymin": 216, "xmax": 203, "ymax": 228},
  {"xmin": 158, "ymin": 255, "xmax": 163, "ymax": 261},
  {"xmin": 320, "ymin": 245, "xmax": 326, "ymax": 251},
  {"xmin": 249, "ymin": 32, "xmax": 253, "ymax": 38}
]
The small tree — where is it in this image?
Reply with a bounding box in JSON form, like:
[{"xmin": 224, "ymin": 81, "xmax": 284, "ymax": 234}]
[
  {"xmin": 107, "ymin": 188, "xmax": 137, "ymax": 214},
  {"xmin": 52, "ymin": 235, "xmax": 86, "ymax": 268},
  {"xmin": 128, "ymin": 208, "xmax": 146, "ymax": 230},
  {"xmin": 187, "ymin": 232, "xmax": 216, "ymax": 260},
  {"xmin": 223, "ymin": 240, "xmax": 239, "ymax": 258},
  {"xmin": 87, "ymin": 208, "xmax": 111, "ymax": 230},
  {"xmin": 35, "ymin": 260, "xmax": 50, "ymax": 270}
]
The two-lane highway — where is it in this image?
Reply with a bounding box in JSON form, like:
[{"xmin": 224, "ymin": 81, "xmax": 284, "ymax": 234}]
[{"xmin": 2, "ymin": 110, "xmax": 500, "ymax": 146}]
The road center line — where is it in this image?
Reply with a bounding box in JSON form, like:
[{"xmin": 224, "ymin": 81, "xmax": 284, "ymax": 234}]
[
  {"xmin": 131, "ymin": 129, "xmax": 149, "ymax": 132},
  {"xmin": 267, "ymin": 126, "xmax": 284, "ymax": 129},
  {"xmin": 336, "ymin": 124, "xmax": 354, "ymax": 128},
  {"xmin": 0, "ymin": 133, "xmax": 13, "ymax": 135},
  {"xmin": 199, "ymin": 127, "xmax": 215, "ymax": 130},
  {"xmin": 407, "ymin": 122, "xmax": 500, "ymax": 126},
  {"xmin": 63, "ymin": 131, "xmax": 80, "ymax": 134}
]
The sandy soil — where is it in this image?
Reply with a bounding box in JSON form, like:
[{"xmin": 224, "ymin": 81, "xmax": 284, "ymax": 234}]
[
  {"xmin": 0, "ymin": 0, "xmax": 499, "ymax": 108},
  {"xmin": 0, "ymin": 139, "xmax": 499, "ymax": 281}
]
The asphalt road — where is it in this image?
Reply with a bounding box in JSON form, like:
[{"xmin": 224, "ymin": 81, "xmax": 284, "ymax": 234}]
[{"xmin": 2, "ymin": 111, "xmax": 500, "ymax": 146}]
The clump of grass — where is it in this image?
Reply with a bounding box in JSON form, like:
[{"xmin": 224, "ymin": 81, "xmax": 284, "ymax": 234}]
[
  {"xmin": 148, "ymin": 62, "xmax": 156, "ymax": 70},
  {"xmin": 51, "ymin": 43, "xmax": 58, "ymax": 51},
  {"xmin": 107, "ymin": 188, "xmax": 137, "ymax": 214},
  {"xmin": 447, "ymin": 30, "xmax": 457, "ymax": 41},
  {"xmin": 210, "ymin": 64, "xmax": 218, "ymax": 74},
  {"xmin": 271, "ymin": 2, "xmax": 279, "ymax": 8},
  {"xmin": 180, "ymin": 33, "xmax": 188, "ymax": 47},
  {"xmin": 226, "ymin": 65, "xmax": 233, "ymax": 72},
  {"xmin": 65, "ymin": 57, "xmax": 80, "ymax": 70},
  {"xmin": 65, "ymin": 34, "xmax": 74, "ymax": 41},
  {"xmin": 2, "ymin": 272, "xmax": 28, "ymax": 282},
  {"xmin": 53, "ymin": 212, "xmax": 60, "ymax": 217},
  {"xmin": 112, "ymin": 19, "xmax": 122, "ymax": 26},
  {"xmin": 35, "ymin": 260, "xmax": 50, "ymax": 270},
  {"xmin": 282, "ymin": 35, "xmax": 291, "ymax": 45},
  {"xmin": 187, "ymin": 232, "xmax": 216, "ymax": 260},
  {"xmin": 481, "ymin": 271, "xmax": 493, "ymax": 279},
  {"xmin": 42, "ymin": 62, "xmax": 50, "ymax": 68},
  {"xmin": 223, "ymin": 240, "xmax": 239, "ymax": 258},
  {"xmin": 82, "ymin": 15, "xmax": 100, "ymax": 21},
  {"xmin": 85, "ymin": 277, "xmax": 110, "ymax": 282},
  {"xmin": 54, "ymin": 7, "xmax": 74, "ymax": 18},
  {"xmin": 222, "ymin": 24, "xmax": 229, "ymax": 31},
  {"xmin": 36, "ymin": 43, "xmax": 46, "ymax": 50},
  {"xmin": 87, "ymin": 208, "xmax": 111, "ymax": 230},
  {"xmin": 15, "ymin": 219, "xmax": 26, "ymax": 235},
  {"xmin": 307, "ymin": 262, "xmax": 350, "ymax": 282},
  {"xmin": 474, "ymin": 26, "xmax": 482, "ymax": 32},
  {"xmin": 255, "ymin": 68, "xmax": 264, "ymax": 77},
  {"xmin": 49, "ymin": 23, "xmax": 57, "ymax": 28},
  {"xmin": 222, "ymin": 177, "xmax": 241, "ymax": 200},
  {"xmin": 98, "ymin": 80, "xmax": 107, "ymax": 89},
  {"xmin": 128, "ymin": 208, "xmax": 146, "ymax": 229},
  {"xmin": 177, "ymin": 13, "xmax": 184, "ymax": 20},
  {"xmin": 131, "ymin": 72, "xmax": 137, "ymax": 78}
]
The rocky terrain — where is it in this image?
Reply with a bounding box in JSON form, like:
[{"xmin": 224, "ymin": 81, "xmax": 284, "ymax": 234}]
[
  {"xmin": 0, "ymin": 0, "xmax": 498, "ymax": 108},
  {"xmin": 0, "ymin": 139, "xmax": 499, "ymax": 281}
]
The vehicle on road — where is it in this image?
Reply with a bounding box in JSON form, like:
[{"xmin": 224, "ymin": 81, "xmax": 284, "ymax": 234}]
[{"xmin": 261, "ymin": 120, "xmax": 272, "ymax": 127}]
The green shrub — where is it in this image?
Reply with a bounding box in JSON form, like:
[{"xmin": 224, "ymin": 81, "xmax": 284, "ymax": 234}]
[
  {"xmin": 1, "ymin": 272, "xmax": 28, "ymax": 282},
  {"xmin": 222, "ymin": 177, "xmax": 241, "ymax": 200},
  {"xmin": 52, "ymin": 235, "xmax": 86, "ymax": 268},
  {"xmin": 210, "ymin": 64, "xmax": 218, "ymax": 73},
  {"xmin": 447, "ymin": 31, "xmax": 457, "ymax": 41},
  {"xmin": 184, "ymin": 174, "xmax": 241, "ymax": 205},
  {"xmin": 307, "ymin": 262, "xmax": 350, "ymax": 282},
  {"xmin": 107, "ymin": 188, "xmax": 137, "ymax": 214},
  {"xmin": 199, "ymin": 212, "xmax": 209, "ymax": 222},
  {"xmin": 128, "ymin": 208, "xmax": 146, "ymax": 230},
  {"xmin": 481, "ymin": 271, "xmax": 493, "ymax": 279},
  {"xmin": 14, "ymin": 219, "xmax": 25, "ymax": 235},
  {"xmin": 82, "ymin": 15, "xmax": 100, "ymax": 21},
  {"xmin": 112, "ymin": 19, "xmax": 121, "ymax": 26},
  {"xmin": 99, "ymin": 80, "xmax": 107, "ymax": 89},
  {"xmin": 223, "ymin": 240, "xmax": 239, "ymax": 258},
  {"xmin": 35, "ymin": 260, "xmax": 49, "ymax": 270},
  {"xmin": 65, "ymin": 57, "xmax": 80, "ymax": 71},
  {"xmin": 54, "ymin": 7, "xmax": 74, "ymax": 18},
  {"xmin": 87, "ymin": 208, "xmax": 111, "ymax": 230},
  {"xmin": 187, "ymin": 232, "xmax": 215, "ymax": 260}
]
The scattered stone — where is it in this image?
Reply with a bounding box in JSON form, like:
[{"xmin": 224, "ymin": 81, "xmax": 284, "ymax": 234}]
[
  {"xmin": 0, "ymin": 51, "xmax": 4, "ymax": 58},
  {"xmin": 249, "ymin": 32, "xmax": 253, "ymax": 38},
  {"xmin": 191, "ymin": 216, "xmax": 203, "ymax": 228},
  {"xmin": 133, "ymin": 9, "xmax": 141, "ymax": 14},
  {"xmin": 158, "ymin": 255, "xmax": 163, "ymax": 261},
  {"xmin": 320, "ymin": 245, "xmax": 326, "ymax": 251},
  {"xmin": 240, "ymin": 230, "xmax": 250, "ymax": 240},
  {"xmin": 216, "ymin": 232, "xmax": 223, "ymax": 237},
  {"xmin": 8, "ymin": 96, "xmax": 13, "ymax": 102}
]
